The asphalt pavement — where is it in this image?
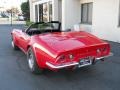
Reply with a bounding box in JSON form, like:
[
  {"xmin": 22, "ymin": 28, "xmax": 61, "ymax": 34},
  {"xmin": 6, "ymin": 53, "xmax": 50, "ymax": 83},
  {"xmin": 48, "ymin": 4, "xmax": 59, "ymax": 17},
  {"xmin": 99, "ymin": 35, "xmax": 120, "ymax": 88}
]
[{"xmin": 0, "ymin": 24, "xmax": 120, "ymax": 90}]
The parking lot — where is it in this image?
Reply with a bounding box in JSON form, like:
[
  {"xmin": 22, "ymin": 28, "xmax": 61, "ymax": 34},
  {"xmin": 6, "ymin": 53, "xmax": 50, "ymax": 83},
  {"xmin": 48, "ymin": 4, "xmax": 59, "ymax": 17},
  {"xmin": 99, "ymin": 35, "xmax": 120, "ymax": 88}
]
[{"xmin": 0, "ymin": 24, "xmax": 120, "ymax": 90}]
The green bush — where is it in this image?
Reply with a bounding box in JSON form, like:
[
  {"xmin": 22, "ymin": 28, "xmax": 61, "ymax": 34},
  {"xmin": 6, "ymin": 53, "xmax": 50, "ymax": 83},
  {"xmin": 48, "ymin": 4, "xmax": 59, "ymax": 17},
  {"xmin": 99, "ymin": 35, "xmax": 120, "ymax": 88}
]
[{"xmin": 26, "ymin": 20, "xmax": 33, "ymax": 26}]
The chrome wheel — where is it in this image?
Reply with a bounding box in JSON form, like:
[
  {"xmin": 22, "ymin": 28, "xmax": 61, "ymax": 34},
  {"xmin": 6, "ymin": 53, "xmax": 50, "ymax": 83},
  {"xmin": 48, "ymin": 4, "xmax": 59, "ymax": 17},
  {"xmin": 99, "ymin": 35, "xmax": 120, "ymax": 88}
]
[
  {"xmin": 28, "ymin": 52, "xmax": 34, "ymax": 69},
  {"xmin": 27, "ymin": 47, "xmax": 43, "ymax": 74}
]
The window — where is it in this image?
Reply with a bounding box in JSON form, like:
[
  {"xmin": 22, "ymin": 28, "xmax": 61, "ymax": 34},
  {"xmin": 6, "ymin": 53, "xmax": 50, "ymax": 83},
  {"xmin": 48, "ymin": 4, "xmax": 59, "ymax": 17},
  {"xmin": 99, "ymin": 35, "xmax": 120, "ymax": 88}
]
[
  {"xmin": 43, "ymin": 3, "xmax": 48, "ymax": 22},
  {"xmin": 37, "ymin": 2, "xmax": 52, "ymax": 22},
  {"xmin": 39, "ymin": 4, "xmax": 43, "ymax": 22},
  {"xmin": 81, "ymin": 3, "xmax": 93, "ymax": 24}
]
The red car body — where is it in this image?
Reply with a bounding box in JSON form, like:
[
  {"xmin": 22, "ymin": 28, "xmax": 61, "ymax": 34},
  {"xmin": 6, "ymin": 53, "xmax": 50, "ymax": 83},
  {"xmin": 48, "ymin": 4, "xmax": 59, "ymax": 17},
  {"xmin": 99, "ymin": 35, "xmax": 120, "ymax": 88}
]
[{"xmin": 11, "ymin": 22, "xmax": 112, "ymax": 73}]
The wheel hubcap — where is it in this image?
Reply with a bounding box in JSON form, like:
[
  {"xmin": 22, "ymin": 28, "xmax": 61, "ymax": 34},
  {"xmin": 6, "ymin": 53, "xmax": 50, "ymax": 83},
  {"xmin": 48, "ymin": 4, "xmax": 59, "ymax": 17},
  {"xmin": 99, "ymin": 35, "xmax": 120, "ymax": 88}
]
[{"xmin": 28, "ymin": 52, "xmax": 34, "ymax": 69}]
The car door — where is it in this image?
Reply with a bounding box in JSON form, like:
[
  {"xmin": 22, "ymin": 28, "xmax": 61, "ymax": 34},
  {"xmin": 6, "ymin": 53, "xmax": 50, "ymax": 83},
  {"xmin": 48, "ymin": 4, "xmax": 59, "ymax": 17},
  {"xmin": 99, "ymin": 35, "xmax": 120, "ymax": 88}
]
[{"xmin": 18, "ymin": 32, "xmax": 30, "ymax": 52}]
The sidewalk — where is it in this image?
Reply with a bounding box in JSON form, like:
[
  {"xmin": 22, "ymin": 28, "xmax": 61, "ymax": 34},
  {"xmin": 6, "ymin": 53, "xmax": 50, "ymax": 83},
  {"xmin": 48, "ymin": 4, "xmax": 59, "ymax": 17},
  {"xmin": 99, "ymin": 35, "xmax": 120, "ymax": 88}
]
[
  {"xmin": 0, "ymin": 18, "xmax": 25, "ymax": 25},
  {"xmin": 0, "ymin": 20, "xmax": 25, "ymax": 25}
]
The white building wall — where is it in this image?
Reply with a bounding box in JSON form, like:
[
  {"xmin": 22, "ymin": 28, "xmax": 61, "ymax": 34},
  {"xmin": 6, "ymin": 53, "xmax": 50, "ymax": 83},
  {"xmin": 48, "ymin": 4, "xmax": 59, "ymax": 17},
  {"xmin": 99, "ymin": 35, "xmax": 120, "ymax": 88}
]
[
  {"xmin": 58, "ymin": 0, "xmax": 62, "ymax": 22},
  {"xmin": 62, "ymin": 0, "xmax": 81, "ymax": 30},
  {"xmin": 92, "ymin": 0, "xmax": 120, "ymax": 42},
  {"xmin": 29, "ymin": 0, "xmax": 34, "ymax": 22},
  {"xmin": 52, "ymin": 0, "xmax": 59, "ymax": 21}
]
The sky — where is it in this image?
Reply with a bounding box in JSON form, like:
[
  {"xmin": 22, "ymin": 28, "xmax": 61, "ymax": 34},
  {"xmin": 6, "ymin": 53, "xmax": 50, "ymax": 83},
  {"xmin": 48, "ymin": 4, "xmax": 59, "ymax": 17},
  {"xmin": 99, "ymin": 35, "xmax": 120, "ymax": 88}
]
[{"xmin": 0, "ymin": 0, "xmax": 27, "ymax": 10}]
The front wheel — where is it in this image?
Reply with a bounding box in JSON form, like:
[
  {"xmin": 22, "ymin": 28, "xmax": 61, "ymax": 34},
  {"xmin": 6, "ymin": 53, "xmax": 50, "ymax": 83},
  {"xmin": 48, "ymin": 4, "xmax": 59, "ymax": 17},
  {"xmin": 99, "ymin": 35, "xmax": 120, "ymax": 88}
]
[{"xmin": 27, "ymin": 47, "xmax": 43, "ymax": 74}]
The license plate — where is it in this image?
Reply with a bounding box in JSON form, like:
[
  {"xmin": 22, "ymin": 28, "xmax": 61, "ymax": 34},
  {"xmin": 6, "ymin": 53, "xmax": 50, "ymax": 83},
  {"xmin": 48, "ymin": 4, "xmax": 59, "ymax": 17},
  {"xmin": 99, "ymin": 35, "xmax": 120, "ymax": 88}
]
[{"xmin": 78, "ymin": 59, "xmax": 92, "ymax": 68}]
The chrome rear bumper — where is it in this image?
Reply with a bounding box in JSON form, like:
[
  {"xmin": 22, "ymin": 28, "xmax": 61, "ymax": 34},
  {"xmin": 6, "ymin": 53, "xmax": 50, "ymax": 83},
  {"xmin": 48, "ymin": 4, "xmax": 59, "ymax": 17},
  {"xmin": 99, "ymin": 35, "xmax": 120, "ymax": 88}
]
[
  {"xmin": 96, "ymin": 53, "xmax": 113, "ymax": 60},
  {"xmin": 46, "ymin": 62, "xmax": 79, "ymax": 69}
]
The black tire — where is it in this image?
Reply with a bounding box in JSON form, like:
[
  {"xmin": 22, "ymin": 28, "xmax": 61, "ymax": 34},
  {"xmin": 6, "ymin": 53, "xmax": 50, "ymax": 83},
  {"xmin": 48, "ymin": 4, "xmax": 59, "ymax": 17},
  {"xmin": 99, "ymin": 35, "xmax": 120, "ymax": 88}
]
[
  {"xmin": 11, "ymin": 38, "xmax": 19, "ymax": 50},
  {"xmin": 27, "ymin": 47, "xmax": 43, "ymax": 74}
]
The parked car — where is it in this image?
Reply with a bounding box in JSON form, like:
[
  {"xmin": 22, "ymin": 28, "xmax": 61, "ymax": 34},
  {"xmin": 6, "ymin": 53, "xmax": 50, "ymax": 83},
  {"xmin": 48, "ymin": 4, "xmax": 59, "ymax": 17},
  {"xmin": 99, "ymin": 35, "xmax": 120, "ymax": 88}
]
[
  {"xmin": 11, "ymin": 21, "xmax": 113, "ymax": 74},
  {"xmin": 18, "ymin": 15, "xmax": 24, "ymax": 21}
]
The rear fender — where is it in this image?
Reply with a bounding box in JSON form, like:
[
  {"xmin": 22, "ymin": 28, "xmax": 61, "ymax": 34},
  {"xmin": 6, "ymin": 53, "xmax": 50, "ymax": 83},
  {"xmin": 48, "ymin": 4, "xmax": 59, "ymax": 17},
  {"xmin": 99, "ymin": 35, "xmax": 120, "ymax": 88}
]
[{"xmin": 30, "ymin": 45, "xmax": 49, "ymax": 69}]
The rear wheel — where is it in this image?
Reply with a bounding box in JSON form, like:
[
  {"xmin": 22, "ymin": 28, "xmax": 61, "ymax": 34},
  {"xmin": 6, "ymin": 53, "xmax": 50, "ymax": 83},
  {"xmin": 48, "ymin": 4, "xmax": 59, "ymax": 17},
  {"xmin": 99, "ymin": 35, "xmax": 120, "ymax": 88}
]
[
  {"xmin": 11, "ymin": 38, "xmax": 19, "ymax": 50},
  {"xmin": 27, "ymin": 47, "xmax": 43, "ymax": 74}
]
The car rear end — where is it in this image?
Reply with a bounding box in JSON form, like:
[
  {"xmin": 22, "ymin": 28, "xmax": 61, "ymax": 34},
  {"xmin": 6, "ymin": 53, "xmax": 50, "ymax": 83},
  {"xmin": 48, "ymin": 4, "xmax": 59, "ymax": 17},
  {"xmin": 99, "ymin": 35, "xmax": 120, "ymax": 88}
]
[{"xmin": 46, "ymin": 43, "xmax": 112, "ymax": 70}]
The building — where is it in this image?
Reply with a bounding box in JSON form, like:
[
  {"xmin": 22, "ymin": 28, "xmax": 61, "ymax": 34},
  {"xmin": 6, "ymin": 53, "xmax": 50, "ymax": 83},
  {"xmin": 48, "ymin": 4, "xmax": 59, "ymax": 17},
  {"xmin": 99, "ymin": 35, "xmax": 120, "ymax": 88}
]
[{"xmin": 29, "ymin": 0, "xmax": 120, "ymax": 43}]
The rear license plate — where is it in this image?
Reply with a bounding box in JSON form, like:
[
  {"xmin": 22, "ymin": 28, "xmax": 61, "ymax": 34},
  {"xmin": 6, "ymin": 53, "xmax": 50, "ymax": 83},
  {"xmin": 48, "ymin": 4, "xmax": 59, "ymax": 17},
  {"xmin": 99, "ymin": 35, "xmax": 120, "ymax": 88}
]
[{"xmin": 78, "ymin": 59, "xmax": 92, "ymax": 68}]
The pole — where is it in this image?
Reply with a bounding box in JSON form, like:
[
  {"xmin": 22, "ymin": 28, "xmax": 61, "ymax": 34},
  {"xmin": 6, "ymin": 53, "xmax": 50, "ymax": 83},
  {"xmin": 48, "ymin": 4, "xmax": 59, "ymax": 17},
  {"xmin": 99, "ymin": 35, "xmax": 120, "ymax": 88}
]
[{"xmin": 11, "ymin": 9, "xmax": 12, "ymax": 26}]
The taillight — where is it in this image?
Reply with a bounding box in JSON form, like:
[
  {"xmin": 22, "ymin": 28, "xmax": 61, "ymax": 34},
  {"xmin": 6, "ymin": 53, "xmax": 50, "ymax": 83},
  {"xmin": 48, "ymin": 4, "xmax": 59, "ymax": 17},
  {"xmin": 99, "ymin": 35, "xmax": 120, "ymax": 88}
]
[
  {"xmin": 56, "ymin": 55, "xmax": 66, "ymax": 63},
  {"xmin": 96, "ymin": 46, "xmax": 108, "ymax": 55},
  {"xmin": 101, "ymin": 47, "xmax": 107, "ymax": 52},
  {"xmin": 97, "ymin": 49, "xmax": 101, "ymax": 54},
  {"xmin": 69, "ymin": 54, "xmax": 74, "ymax": 60},
  {"xmin": 59, "ymin": 55, "xmax": 66, "ymax": 60},
  {"xmin": 56, "ymin": 54, "xmax": 74, "ymax": 63}
]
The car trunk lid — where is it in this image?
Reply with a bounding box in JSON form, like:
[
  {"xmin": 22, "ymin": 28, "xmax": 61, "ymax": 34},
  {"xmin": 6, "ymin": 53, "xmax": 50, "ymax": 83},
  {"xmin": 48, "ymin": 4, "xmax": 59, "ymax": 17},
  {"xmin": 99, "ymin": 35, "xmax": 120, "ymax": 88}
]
[{"xmin": 37, "ymin": 31, "xmax": 107, "ymax": 53}]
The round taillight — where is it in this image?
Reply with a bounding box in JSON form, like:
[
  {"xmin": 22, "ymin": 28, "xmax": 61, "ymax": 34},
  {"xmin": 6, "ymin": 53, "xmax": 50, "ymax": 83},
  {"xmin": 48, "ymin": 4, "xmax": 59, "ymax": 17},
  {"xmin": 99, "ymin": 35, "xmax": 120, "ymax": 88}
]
[
  {"xmin": 59, "ymin": 55, "xmax": 65, "ymax": 60},
  {"xmin": 97, "ymin": 49, "xmax": 101, "ymax": 54},
  {"xmin": 56, "ymin": 55, "xmax": 66, "ymax": 63},
  {"xmin": 69, "ymin": 54, "xmax": 74, "ymax": 60},
  {"xmin": 102, "ymin": 47, "xmax": 107, "ymax": 52}
]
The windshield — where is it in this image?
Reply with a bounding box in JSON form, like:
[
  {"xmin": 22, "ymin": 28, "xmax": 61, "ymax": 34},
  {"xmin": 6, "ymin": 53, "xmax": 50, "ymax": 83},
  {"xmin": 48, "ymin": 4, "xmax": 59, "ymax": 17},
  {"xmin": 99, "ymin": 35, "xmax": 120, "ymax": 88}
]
[
  {"xmin": 30, "ymin": 22, "xmax": 60, "ymax": 31},
  {"xmin": 25, "ymin": 21, "xmax": 61, "ymax": 35}
]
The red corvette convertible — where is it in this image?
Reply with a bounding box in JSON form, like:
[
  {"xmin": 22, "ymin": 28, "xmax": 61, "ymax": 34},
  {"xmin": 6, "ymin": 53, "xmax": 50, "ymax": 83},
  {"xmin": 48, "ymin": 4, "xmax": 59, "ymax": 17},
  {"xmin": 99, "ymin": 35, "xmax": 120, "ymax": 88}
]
[{"xmin": 11, "ymin": 21, "xmax": 112, "ymax": 74}]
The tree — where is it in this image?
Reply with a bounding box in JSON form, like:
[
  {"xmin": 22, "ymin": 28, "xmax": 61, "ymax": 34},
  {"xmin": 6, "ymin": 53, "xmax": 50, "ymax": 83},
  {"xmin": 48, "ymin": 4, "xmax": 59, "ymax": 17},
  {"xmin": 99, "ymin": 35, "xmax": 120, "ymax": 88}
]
[
  {"xmin": 6, "ymin": 7, "xmax": 19, "ymax": 14},
  {"xmin": 21, "ymin": 1, "xmax": 30, "ymax": 20}
]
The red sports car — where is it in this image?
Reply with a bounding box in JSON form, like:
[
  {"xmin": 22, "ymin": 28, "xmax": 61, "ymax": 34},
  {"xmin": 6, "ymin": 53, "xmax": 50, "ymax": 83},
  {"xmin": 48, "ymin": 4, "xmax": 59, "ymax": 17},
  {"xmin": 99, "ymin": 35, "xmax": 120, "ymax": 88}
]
[{"xmin": 11, "ymin": 21, "xmax": 112, "ymax": 74}]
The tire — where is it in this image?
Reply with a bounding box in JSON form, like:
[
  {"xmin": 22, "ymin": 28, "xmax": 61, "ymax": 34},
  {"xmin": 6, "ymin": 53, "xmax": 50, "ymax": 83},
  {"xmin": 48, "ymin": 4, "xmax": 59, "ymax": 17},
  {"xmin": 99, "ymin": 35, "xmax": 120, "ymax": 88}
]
[
  {"xmin": 11, "ymin": 38, "xmax": 19, "ymax": 50},
  {"xmin": 27, "ymin": 47, "xmax": 43, "ymax": 74}
]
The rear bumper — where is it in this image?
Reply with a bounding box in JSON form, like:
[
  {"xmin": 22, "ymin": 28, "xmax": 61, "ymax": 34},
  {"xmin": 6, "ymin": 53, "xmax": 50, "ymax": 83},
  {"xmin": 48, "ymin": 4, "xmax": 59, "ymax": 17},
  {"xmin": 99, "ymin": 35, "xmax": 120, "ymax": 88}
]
[
  {"xmin": 46, "ymin": 53, "xmax": 113, "ymax": 69},
  {"xmin": 93, "ymin": 53, "xmax": 113, "ymax": 64},
  {"xmin": 46, "ymin": 62, "xmax": 79, "ymax": 69},
  {"xmin": 96, "ymin": 53, "xmax": 113, "ymax": 60}
]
